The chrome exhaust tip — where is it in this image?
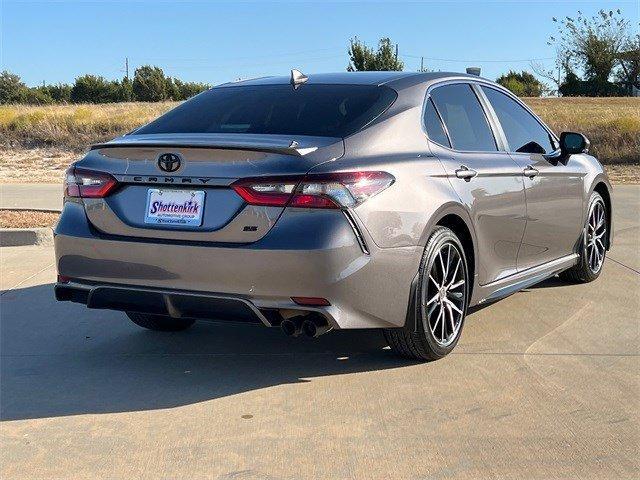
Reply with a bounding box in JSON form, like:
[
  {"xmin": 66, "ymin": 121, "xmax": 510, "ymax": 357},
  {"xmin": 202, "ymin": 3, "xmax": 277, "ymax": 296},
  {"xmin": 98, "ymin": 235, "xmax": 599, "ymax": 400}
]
[
  {"xmin": 281, "ymin": 316, "xmax": 304, "ymax": 337},
  {"xmin": 302, "ymin": 318, "xmax": 331, "ymax": 338}
]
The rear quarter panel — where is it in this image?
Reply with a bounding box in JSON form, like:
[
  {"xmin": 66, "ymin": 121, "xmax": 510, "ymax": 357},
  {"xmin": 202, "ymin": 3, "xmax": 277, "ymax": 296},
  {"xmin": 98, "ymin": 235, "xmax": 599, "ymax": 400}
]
[{"xmin": 310, "ymin": 88, "xmax": 464, "ymax": 250}]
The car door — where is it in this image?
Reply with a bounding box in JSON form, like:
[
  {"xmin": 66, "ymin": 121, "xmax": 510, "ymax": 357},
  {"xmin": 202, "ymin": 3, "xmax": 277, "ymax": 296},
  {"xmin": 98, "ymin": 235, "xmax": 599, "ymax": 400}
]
[
  {"xmin": 425, "ymin": 83, "xmax": 527, "ymax": 285},
  {"xmin": 479, "ymin": 86, "xmax": 584, "ymax": 271}
]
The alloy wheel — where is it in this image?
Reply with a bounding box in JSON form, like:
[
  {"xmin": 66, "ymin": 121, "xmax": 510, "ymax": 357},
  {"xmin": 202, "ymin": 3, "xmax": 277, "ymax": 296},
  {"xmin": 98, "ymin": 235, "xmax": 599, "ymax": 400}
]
[
  {"xmin": 586, "ymin": 199, "xmax": 606, "ymax": 274},
  {"xmin": 422, "ymin": 242, "xmax": 466, "ymax": 347}
]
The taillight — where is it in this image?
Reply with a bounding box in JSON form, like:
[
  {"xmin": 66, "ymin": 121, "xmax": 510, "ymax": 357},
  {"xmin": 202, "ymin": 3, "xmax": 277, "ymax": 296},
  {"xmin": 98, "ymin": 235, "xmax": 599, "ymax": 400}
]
[
  {"xmin": 64, "ymin": 167, "xmax": 118, "ymax": 199},
  {"xmin": 230, "ymin": 177, "xmax": 299, "ymax": 207},
  {"xmin": 232, "ymin": 171, "xmax": 394, "ymax": 209}
]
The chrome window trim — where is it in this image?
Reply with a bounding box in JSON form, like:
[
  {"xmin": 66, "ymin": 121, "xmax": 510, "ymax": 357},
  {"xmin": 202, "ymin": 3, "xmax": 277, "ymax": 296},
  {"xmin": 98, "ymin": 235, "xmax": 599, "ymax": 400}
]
[
  {"xmin": 423, "ymin": 97, "xmax": 453, "ymax": 149},
  {"xmin": 421, "ymin": 78, "xmax": 559, "ymax": 155},
  {"xmin": 477, "ymin": 84, "xmax": 560, "ymax": 154},
  {"xmin": 421, "ymin": 80, "xmax": 502, "ymax": 154}
]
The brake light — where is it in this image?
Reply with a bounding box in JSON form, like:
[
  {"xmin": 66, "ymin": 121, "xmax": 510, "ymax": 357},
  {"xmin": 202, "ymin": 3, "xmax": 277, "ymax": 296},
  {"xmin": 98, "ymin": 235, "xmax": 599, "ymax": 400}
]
[
  {"xmin": 232, "ymin": 171, "xmax": 394, "ymax": 209},
  {"xmin": 64, "ymin": 167, "xmax": 118, "ymax": 199},
  {"xmin": 231, "ymin": 177, "xmax": 299, "ymax": 207}
]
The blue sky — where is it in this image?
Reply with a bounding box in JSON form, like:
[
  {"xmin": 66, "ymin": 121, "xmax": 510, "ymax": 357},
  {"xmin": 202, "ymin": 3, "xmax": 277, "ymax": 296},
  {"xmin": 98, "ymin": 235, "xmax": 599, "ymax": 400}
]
[{"xmin": 2, "ymin": 0, "xmax": 638, "ymax": 87}]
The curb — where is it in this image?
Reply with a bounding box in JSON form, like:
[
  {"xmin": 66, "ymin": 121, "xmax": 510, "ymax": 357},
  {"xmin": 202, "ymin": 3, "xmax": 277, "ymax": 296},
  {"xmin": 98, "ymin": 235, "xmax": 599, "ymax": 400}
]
[{"xmin": 0, "ymin": 227, "xmax": 54, "ymax": 247}]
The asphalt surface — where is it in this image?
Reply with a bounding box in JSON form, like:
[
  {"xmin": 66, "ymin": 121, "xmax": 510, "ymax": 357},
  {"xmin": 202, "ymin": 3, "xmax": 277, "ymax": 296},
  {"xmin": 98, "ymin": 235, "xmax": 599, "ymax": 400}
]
[
  {"xmin": 0, "ymin": 184, "xmax": 62, "ymax": 211},
  {"xmin": 1, "ymin": 185, "xmax": 638, "ymax": 480}
]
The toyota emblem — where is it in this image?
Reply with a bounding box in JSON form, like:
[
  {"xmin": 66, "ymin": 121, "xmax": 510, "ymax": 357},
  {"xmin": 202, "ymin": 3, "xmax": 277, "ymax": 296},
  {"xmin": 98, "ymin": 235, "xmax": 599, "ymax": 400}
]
[{"xmin": 157, "ymin": 153, "xmax": 181, "ymax": 173}]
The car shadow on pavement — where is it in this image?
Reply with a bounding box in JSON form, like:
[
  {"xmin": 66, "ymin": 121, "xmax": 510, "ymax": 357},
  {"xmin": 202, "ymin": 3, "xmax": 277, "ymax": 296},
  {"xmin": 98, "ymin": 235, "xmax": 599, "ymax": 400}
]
[
  {"xmin": 1, "ymin": 283, "xmax": 417, "ymax": 421},
  {"xmin": 523, "ymin": 275, "xmax": 571, "ymax": 290}
]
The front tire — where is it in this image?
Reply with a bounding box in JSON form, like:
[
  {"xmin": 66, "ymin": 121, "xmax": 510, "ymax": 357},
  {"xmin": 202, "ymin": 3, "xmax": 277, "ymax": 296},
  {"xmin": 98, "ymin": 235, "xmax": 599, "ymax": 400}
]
[
  {"xmin": 559, "ymin": 191, "xmax": 607, "ymax": 284},
  {"xmin": 126, "ymin": 312, "xmax": 196, "ymax": 332},
  {"xmin": 384, "ymin": 226, "xmax": 469, "ymax": 361}
]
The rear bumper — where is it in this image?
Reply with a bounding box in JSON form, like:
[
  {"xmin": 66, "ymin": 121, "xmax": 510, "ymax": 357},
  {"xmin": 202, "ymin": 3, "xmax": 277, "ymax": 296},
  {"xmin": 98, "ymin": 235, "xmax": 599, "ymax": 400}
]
[
  {"xmin": 54, "ymin": 201, "xmax": 423, "ymax": 329},
  {"xmin": 55, "ymin": 281, "xmax": 279, "ymax": 326}
]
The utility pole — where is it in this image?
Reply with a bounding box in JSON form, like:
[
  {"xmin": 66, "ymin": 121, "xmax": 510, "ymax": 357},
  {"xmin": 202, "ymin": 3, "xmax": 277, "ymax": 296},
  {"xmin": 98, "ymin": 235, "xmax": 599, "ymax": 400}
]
[
  {"xmin": 125, "ymin": 57, "xmax": 129, "ymax": 80},
  {"xmin": 420, "ymin": 56, "xmax": 424, "ymax": 72}
]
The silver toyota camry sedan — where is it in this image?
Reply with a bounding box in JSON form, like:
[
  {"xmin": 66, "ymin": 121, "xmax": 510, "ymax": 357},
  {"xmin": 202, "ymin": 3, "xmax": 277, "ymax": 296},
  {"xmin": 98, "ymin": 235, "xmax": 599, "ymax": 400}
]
[{"xmin": 54, "ymin": 71, "xmax": 612, "ymax": 361}]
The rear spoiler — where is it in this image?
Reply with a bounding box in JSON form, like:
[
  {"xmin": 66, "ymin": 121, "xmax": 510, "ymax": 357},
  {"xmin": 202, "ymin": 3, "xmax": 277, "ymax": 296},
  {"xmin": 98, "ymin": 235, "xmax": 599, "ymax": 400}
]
[{"xmin": 90, "ymin": 139, "xmax": 318, "ymax": 157}]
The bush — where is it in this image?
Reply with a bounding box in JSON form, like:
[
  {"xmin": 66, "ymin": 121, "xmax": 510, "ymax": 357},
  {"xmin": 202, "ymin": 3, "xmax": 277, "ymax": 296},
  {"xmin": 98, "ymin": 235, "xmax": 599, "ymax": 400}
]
[
  {"xmin": 71, "ymin": 75, "xmax": 118, "ymax": 103},
  {"xmin": 166, "ymin": 78, "xmax": 209, "ymax": 101},
  {"xmin": 133, "ymin": 66, "xmax": 167, "ymax": 102},
  {"xmin": 559, "ymin": 72, "xmax": 626, "ymax": 97},
  {"xmin": 42, "ymin": 83, "xmax": 72, "ymax": 103},
  {"xmin": 117, "ymin": 78, "xmax": 133, "ymax": 102},
  {"xmin": 18, "ymin": 87, "xmax": 54, "ymax": 105},
  {"xmin": 496, "ymin": 71, "xmax": 544, "ymax": 97},
  {"xmin": 0, "ymin": 68, "xmax": 208, "ymax": 105},
  {"xmin": 0, "ymin": 71, "xmax": 28, "ymax": 104}
]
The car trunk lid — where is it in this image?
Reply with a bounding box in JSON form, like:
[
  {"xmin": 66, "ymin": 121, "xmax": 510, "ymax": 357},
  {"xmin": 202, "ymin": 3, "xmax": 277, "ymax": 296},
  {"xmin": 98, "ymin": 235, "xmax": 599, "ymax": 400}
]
[{"xmin": 77, "ymin": 133, "xmax": 343, "ymax": 243}]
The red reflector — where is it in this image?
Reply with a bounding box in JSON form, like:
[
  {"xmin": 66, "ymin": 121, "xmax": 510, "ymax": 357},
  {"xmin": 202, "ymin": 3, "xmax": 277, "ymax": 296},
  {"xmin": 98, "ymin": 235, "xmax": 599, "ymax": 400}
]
[
  {"xmin": 289, "ymin": 194, "xmax": 339, "ymax": 209},
  {"xmin": 57, "ymin": 274, "xmax": 71, "ymax": 283},
  {"xmin": 291, "ymin": 296, "xmax": 331, "ymax": 306}
]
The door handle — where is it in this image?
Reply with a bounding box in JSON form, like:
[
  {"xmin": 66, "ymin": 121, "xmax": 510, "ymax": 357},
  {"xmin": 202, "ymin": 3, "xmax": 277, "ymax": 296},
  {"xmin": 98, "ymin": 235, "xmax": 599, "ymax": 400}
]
[
  {"xmin": 455, "ymin": 165, "xmax": 477, "ymax": 180},
  {"xmin": 523, "ymin": 165, "xmax": 539, "ymax": 178}
]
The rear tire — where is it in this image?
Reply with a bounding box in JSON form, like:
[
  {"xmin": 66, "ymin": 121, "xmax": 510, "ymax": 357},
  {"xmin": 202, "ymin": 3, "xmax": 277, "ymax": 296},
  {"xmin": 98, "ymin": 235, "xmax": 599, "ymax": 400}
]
[
  {"xmin": 126, "ymin": 312, "xmax": 196, "ymax": 332},
  {"xmin": 384, "ymin": 226, "xmax": 470, "ymax": 361},
  {"xmin": 559, "ymin": 191, "xmax": 607, "ymax": 284}
]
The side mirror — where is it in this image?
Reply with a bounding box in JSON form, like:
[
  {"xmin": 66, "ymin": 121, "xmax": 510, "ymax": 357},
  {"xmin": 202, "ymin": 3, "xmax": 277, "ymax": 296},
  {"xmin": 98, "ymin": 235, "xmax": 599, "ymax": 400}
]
[{"xmin": 560, "ymin": 132, "xmax": 590, "ymax": 156}]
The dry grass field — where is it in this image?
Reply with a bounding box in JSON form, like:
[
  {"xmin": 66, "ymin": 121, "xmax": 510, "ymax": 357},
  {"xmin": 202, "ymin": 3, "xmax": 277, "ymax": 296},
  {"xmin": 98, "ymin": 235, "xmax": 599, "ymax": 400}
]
[
  {"xmin": 0, "ymin": 97, "xmax": 638, "ymax": 183},
  {"xmin": 525, "ymin": 97, "xmax": 640, "ymax": 166}
]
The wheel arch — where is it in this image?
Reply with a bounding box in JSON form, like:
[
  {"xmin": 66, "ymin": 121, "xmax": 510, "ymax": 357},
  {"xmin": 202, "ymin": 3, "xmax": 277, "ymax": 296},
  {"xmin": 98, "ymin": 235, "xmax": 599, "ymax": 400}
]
[
  {"xmin": 405, "ymin": 205, "xmax": 478, "ymax": 332},
  {"xmin": 592, "ymin": 181, "xmax": 612, "ymax": 250},
  {"xmin": 435, "ymin": 214, "xmax": 476, "ymax": 297}
]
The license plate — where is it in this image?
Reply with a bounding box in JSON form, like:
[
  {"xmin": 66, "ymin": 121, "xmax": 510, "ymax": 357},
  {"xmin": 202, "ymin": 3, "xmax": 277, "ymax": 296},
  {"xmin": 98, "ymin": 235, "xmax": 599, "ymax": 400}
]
[{"xmin": 144, "ymin": 189, "xmax": 205, "ymax": 227}]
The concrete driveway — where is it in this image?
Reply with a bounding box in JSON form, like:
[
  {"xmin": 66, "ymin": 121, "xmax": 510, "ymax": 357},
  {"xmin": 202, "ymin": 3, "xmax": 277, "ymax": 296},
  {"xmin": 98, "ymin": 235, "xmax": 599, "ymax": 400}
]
[{"xmin": 1, "ymin": 186, "xmax": 638, "ymax": 480}]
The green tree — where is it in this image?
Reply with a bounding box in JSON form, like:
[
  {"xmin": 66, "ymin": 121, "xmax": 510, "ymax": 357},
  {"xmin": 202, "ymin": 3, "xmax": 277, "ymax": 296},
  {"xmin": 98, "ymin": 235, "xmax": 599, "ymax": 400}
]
[
  {"xmin": 117, "ymin": 77, "xmax": 134, "ymax": 102},
  {"xmin": 549, "ymin": 9, "xmax": 633, "ymax": 95},
  {"xmin": 347, "ymin": 37, "xmax": 403, "ymax": 71},
  {"xmin": 496, "ymin": 71, "xmax": 545, "ymax": 97},
  {"xmin": 165, "ymin": 77, "xmax": 180, "ymax": 101},
  {"xmin": 132, "ymin": 65, "xmax": 167, "ymax": 101},
  {"xmin": 42, "ymin": 83, "xmax": 72, "ymax": 103},
  {"xmin": 0, "ymin": 70, "xmax": 28, "ymax": 104},
  {"xmin": 175, "ymin": 79, "xmax": 210, "ymax": 100},
  {"xmin": 71, "ymin": 75, "xmax": 115, "ymax": 103},
  {"xmin": 22, "ymin": 87, "xmax": 54, "ymax": 105},
  {"xmin": 616, "ymin": 34, "xmax": 640, "ymax": 93}
]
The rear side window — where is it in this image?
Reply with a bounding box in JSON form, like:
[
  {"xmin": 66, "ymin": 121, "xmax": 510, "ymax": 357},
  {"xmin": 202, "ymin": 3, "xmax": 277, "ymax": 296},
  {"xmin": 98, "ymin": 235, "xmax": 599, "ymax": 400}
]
[
  {"xmin": 429, "ymin": 84, "xmax": 497, "ymax": 152},
  {"xmin": 481, "ymin": 86, "xmax": 555, "ymax": 154},
  {"xmin": 423, "ymin": 98, "xmax": 451, "ymax": 147},
  {"xmin": 135, "ymin": 84, "xmax": 397, "ymax": 138}
]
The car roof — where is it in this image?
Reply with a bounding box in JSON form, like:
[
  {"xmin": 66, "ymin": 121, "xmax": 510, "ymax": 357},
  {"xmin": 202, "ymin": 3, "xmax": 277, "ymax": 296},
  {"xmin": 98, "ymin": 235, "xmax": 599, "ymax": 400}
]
[{"xmin": 218, "ymin": 71, "xmax": 486, "ymax": 89}]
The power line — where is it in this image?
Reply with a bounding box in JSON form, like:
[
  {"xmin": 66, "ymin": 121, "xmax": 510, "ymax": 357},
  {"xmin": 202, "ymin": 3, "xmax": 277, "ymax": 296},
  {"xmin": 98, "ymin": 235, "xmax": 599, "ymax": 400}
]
[{"xmin": 401, "ymin": 53, "xmax": 555, "ymax": 63}]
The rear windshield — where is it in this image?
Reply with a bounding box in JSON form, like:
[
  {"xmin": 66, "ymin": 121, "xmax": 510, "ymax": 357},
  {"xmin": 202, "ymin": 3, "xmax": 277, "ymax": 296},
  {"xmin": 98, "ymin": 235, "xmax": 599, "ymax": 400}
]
[{"xmin": 134, "ymin": 84, "xmax": 397, "ymax": 138}]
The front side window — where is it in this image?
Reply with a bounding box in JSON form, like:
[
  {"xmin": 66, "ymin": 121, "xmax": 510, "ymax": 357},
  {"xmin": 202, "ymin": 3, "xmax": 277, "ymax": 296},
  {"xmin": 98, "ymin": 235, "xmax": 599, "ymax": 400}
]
[
  {"xmin": 429, "ymin": 84, "xmax": 497, "ymax": 152},
  {"xmin": 135, "ymin": 84, "xmax": 397, "ymax": 138},
  {"xmin": 423, "ymin": 98, "xmax": 451, "ymax": 147},
  {"xmin": 481, "ymin": 86, "xmax": 555, "ymax": 154}
]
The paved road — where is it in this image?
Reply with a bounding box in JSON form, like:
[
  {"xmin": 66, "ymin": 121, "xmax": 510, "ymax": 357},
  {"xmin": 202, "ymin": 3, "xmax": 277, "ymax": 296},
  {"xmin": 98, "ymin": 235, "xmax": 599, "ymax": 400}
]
[
  {"xmin": 0, "ymin": 184, "xmax": 62, "ymax": 211},
  {"xmin": 1, "ymin": 186, "xmax": 638, "ymax": 479}
]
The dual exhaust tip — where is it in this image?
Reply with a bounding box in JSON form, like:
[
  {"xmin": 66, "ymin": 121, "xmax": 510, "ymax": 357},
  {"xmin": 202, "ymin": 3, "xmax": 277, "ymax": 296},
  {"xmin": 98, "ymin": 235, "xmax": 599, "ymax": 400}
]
[{"xmin": 281, "ymin": 315, "xmax": 331, "ymax": 338}]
